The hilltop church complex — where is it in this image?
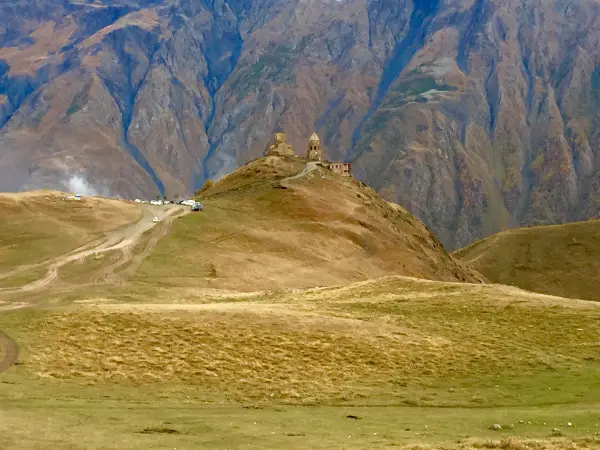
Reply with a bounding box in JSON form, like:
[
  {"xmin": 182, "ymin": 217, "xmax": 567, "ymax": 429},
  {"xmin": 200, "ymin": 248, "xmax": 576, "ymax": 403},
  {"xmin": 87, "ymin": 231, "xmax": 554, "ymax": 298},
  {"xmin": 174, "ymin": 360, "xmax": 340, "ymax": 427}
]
[{"xmin": 264, "ymin": 132, "xmax": 352, "ymax": 177}]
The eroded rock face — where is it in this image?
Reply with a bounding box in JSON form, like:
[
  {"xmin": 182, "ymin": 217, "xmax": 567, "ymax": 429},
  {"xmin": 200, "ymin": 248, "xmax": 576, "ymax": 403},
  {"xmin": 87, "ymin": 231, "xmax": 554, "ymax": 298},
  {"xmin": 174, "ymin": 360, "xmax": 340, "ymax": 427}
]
[{"xmin": 2, "ymin": 0, "xmax": 600, "ymax": 247}]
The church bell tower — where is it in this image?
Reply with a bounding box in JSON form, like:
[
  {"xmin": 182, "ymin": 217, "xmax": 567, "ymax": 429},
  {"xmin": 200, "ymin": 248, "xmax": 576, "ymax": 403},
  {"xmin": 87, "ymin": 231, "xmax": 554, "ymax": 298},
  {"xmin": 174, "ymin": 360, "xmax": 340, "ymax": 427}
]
[{"xmin": 307, "ymin": 132, "xmax": 322, "ymax": 162}]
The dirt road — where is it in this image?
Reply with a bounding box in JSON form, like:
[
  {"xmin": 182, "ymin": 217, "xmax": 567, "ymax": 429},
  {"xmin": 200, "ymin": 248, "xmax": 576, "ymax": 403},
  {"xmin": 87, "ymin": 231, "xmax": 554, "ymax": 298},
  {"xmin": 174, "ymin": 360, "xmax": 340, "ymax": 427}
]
[
  {"xmin": 1, "ymin": 204, "xmax": 187, "ymax": 293},
  {"xmin": 0, "ymin": 204, "xmax": 187, "ymax": 373}
]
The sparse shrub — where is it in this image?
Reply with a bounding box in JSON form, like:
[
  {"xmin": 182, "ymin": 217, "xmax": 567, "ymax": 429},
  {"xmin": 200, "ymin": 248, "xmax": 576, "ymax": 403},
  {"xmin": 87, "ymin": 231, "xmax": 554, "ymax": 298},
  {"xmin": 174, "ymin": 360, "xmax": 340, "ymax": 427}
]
[
  {"xmin": 195, "ymin": 180, "xmax": 214, "ymax": 197},
  {"xmin": 402, "ymin": 398, "xmax": 419, "ymax": 406},
  {"xmin": 139, "ymin": 427, "xmax": 180, "ymax": 434},
  {"xmin": 208, "ymin": 262, "xmax": 217, "ymax": 278}
]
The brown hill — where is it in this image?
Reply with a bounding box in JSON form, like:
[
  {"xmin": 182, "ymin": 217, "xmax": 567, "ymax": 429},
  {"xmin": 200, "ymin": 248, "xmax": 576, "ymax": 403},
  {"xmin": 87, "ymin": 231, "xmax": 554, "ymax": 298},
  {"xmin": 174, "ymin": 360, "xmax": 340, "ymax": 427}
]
[
  {"xmin": 453, "ymin": 220, "xmax": 600, "ymax": 301},
  {"xmin": 132, "ymin": 157, "xmax": 484, "ymax": 291}
]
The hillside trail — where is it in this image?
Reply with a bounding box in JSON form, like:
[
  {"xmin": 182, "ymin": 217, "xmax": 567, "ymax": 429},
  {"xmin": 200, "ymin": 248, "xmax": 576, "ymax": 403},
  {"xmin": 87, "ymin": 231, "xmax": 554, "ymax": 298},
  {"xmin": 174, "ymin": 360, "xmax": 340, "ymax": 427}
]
[
  {"xmin": 0, "ymin": 235, "xmax": 107, "ymax": 282},
  {"xmin": 278, "ymin": 161, "xmax": 319, "ymax": 184},
  {"xmin": 0, "ymin": 204, "xmax": 187, "ymax": 294},
  {"xmin": 458, "ymin": 234, "xmax": 501, "ymax": 264}
]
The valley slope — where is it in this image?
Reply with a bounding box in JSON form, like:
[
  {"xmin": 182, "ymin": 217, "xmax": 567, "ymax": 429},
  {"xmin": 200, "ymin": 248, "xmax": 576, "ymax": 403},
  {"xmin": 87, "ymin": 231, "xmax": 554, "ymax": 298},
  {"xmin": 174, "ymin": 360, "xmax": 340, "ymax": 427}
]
[{"xmin": 3, "ymin": 0, "xmax": 600, "ymax": 249}]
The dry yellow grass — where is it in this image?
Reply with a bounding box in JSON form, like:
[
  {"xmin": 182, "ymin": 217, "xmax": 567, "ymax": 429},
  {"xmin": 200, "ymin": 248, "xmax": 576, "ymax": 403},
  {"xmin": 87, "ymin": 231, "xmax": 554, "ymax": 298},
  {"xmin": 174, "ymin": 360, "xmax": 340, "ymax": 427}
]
[
  {"xmin": 16, "ymin": 276, "xmax": 600, "ymax": 406},
  {"xmin": 28, "ymin": 309, "xmax": 420, "ymax": 402},
  {"xmin": 454, "ymin": 219, "xmax": 600, "ymax": 301},
  {"xmin": 0, "ymin": 266, "xmax": 47, "ymax": 288},
  {"xmin": 438, "ymin": 438, "xmax": 599, "ymax": 449},
  {"xmin": 199, "ymin": 155, "xmax": 306, "ymax": 196},
  {"xmin": 0, "ymin": 20, "xmax": 75, "ymax": 76}
]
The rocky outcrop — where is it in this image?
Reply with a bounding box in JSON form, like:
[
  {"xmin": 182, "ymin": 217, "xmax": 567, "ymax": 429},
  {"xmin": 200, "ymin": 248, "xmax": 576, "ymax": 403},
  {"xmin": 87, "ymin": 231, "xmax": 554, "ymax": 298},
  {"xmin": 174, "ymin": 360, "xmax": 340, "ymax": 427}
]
[{"xmin": 2, "ymin": 0, "xmax": 600, "ymax": 248}]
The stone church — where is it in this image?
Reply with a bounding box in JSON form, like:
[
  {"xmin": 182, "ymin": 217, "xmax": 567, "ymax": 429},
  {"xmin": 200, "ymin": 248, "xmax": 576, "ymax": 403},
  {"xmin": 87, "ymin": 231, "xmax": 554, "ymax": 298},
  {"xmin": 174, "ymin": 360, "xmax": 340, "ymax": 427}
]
[
  {"xmin": 264, "ymin": 131, "xmax": 352, "ymax": 177},
  {"xmin": 264, "ymin": 131, "xmax": 295, "ymax": 157}
]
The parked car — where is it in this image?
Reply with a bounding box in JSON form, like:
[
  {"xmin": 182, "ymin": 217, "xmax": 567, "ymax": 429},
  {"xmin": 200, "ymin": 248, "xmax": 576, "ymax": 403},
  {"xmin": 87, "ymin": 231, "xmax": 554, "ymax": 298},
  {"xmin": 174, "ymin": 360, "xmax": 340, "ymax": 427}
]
[{"xmin": 152, "ymin": 216, "xmax": 160, "ymax": 223}]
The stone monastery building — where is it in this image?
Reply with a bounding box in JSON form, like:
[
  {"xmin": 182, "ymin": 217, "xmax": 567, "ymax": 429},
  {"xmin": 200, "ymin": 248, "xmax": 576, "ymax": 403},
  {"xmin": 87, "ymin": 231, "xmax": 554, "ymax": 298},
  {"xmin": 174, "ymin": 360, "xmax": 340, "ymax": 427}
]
[{"xmin": 264, "ymin": 131, "xmax": 352, "ymax": 177}]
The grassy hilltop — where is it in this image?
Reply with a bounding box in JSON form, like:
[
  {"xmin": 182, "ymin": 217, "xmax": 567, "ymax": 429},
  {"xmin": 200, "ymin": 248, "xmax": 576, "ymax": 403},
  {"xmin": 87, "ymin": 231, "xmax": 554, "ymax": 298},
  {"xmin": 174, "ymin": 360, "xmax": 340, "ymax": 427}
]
[
  {"xmin": 130, "ymin": 155, "xmax": 483, "ymax": 293},
  {"xmin": 0, "ymin": 159, "xmax": 599, "ymax": 449},
  {"xmin": 454, "ymin": 220, "xmax": 600, "ymax": 301}
]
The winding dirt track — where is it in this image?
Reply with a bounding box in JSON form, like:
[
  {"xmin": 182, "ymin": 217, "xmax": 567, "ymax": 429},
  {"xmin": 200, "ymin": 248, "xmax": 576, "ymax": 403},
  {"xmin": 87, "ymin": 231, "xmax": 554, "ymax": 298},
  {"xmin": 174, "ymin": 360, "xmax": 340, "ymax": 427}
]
[
  {"xmin": 1, "ymin": 204, "xmax": 187, "ymax": 293},
  {"xmin": 0, "ymin": 204, "xmax": 188, "ymax": 373}
]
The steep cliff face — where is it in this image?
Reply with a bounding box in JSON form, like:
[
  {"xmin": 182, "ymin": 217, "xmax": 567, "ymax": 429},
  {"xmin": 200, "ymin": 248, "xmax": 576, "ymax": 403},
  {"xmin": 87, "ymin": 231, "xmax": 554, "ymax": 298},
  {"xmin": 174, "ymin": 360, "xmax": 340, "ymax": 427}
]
[{"xmin": 1, "ymin": 0, "xmax": 600, "ymax": 248}]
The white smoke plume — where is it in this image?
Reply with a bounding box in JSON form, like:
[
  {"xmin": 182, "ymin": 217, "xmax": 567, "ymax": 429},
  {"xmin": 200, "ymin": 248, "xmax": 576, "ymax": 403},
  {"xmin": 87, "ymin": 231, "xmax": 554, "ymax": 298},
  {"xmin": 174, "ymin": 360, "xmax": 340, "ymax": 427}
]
[
  {"xmin": 63, "ymin": 173, "xmax": 111, "ymax": 198},
  {"xmin": 67, "ymin": 175, "xmax": 99, "ymax": 196}
]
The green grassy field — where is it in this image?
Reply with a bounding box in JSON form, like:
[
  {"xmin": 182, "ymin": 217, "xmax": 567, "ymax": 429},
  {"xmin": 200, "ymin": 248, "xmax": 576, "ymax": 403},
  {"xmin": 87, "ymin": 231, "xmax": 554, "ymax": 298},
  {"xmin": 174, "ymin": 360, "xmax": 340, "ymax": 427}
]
[
  {"xmin": 1, "ymin": 277, "xmax": 600, "ymax": 448},
  {"xmin": 2, "ymin": 398, "xmax": 599, "ymax": 449}
]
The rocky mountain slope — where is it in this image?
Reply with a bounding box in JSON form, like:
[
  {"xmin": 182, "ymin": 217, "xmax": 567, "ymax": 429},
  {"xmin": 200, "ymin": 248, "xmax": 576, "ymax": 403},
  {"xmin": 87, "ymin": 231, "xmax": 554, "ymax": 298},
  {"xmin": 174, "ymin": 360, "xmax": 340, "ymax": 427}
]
[{"xmin": 2, "ymin": 0, "xmax": 600, "ymax": 248}]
